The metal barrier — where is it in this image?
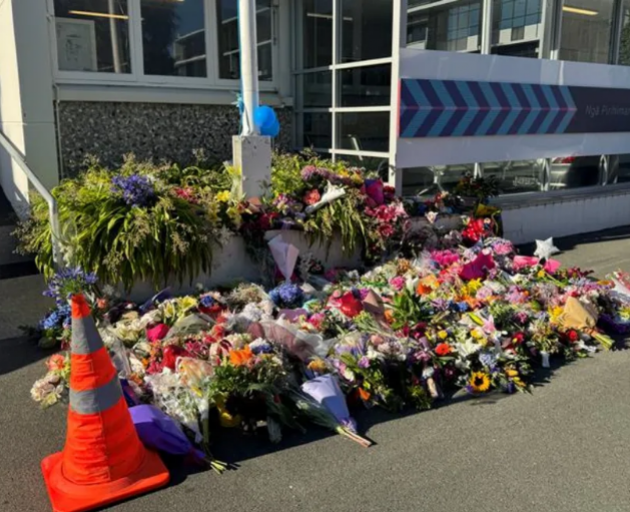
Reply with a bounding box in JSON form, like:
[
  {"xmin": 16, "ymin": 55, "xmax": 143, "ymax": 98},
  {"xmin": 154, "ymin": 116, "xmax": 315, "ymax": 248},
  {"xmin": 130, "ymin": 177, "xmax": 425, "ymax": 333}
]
[{"xmin": 0, "ymin": 129, "xmax": 62, "ymax": 269}]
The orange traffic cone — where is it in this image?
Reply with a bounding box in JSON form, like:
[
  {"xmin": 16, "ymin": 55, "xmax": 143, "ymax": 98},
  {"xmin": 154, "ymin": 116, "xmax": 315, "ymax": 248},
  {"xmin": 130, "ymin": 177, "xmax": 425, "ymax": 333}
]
[{"xmin": 41, "ymin": 294, "xmax": 169, "ymax": 512}]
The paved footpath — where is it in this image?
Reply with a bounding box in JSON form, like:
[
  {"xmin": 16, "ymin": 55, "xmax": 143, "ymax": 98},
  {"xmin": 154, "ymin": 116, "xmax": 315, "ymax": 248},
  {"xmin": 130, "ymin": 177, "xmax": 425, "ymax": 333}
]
[{"xmin": 2, "ymin": 228, "xmax": 630, "ymax": 512}]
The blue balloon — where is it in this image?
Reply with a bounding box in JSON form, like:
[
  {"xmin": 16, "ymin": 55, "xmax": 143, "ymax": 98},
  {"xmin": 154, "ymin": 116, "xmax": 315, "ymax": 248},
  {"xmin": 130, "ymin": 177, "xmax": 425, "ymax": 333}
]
[
  {"xmin": 266, "ymin": 117, "xmax": 280, "ymax": 137},
  {"xmin": 254, "ymin": 105, "xmax": 280, "ymax": 137}
]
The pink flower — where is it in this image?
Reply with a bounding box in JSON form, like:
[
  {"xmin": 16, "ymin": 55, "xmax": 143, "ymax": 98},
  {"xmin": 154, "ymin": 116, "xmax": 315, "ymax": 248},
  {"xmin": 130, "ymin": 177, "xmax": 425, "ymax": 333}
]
[
  {"xmin": 46, "ymin": 354, "xmax": 65, "ymax": 372},
  {"xmin": 431, "ymin": 250, "xmax": 460, "ymax": 267},
  {"xmin": 147, "ymin": 323, "xmax": 170, "ymax": 342},
  {"xmin": 389, "ymin": 276, "xmax": 406, "ymax": 291},
  {"xmin": 303, "ymin": 189, "xmax": 321, "ymax": 206},
  {"xmin": 308, "ymin": 312, "xmax": 326, "ymax": 330}
]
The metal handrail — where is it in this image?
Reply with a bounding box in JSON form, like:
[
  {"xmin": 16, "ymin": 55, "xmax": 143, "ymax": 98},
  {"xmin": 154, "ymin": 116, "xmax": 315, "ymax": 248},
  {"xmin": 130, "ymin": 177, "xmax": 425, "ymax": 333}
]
[{"xmin": 0, "ymin": 129, "xmax": 62, "ymax": 268}]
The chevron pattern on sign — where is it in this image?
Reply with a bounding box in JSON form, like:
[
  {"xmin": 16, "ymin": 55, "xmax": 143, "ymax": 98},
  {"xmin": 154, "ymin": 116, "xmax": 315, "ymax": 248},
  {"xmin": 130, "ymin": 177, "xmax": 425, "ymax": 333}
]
[{"xmin": 399, "ymin": 78, "xmax": 577, "ymax": 138}]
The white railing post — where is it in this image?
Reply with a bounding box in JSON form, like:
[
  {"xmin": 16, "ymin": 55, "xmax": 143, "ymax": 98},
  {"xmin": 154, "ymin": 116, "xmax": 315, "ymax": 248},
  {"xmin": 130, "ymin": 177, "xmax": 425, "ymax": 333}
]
[{"xmin": 0, "ymin": 128, "xmax": 63, "ymax": 270}]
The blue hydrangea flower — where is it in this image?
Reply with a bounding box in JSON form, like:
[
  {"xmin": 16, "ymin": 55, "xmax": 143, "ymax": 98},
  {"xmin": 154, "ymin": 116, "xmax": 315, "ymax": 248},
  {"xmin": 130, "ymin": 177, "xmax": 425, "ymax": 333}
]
[
  {"xmin": 269, "ymin": 283, "xmax": 304, "ymax": 308},
  {"xmin": 199, "ymin": 295, "xmax": 215, "ymax": 308}
]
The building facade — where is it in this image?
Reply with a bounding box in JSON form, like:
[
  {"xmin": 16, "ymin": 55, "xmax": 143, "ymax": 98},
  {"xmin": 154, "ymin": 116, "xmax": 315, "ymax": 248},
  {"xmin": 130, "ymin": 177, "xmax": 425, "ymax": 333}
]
[{"xmin": 2, "ymin": 0, "xmax": 630, "ymax": 241}]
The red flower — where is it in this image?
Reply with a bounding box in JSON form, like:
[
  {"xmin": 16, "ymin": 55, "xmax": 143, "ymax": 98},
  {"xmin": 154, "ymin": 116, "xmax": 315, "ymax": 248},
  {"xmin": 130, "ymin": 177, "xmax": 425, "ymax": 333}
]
[
  {"xmin": 338, "ymin": 292, "xmax": 363, "ymax": 318},
  {"xmin": 435, "ymin": 343, "xmax": 452, "ymax": 357},
  {"xmin": 378, "ymin": 223, "xmax": 395, "ymax": 238},
  {"xmin": 303, "ymin": 189, "xmax": 321, "ymax": 206},
  {"xmin": 567, "ymin": 329, "xmax": 579, "ymax": 342},
  {"xmin": 212, "ymin": 324, "xmax": 226, "ymax": 339},
  {"xmin": 162, "ymin": 345, "xmax": 191, "ymax": 371},
  {"xmin": 512, "ymin": 332, "xmax": 525, "ymax": 345}
]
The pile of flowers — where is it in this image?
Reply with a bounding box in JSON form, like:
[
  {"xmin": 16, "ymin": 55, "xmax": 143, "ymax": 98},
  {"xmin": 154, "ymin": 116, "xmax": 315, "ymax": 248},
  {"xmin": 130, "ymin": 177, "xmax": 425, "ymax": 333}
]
[{"xmin": 31, "ymin": 215, "xmax": 630, "ymax": 455}]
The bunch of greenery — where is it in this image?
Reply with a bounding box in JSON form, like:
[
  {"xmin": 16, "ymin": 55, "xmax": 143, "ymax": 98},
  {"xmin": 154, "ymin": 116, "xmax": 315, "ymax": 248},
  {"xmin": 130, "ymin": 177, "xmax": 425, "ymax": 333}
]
[{"xmin": 15, "ymin": 156, "xmax": 235, "ymax": 290}]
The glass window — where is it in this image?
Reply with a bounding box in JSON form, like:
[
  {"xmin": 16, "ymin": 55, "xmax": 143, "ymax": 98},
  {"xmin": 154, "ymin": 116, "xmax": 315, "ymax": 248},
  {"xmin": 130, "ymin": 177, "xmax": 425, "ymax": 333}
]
[
  {"xmin": 301, "ymin": 0, "xmax": 333, "ymax": 69},
  {"xmin": 340, "ymin": 64, "xmax": 391, "ymax": 107},
  {"xmin": 341, "ymin": 0, "xmax": 393, "ymax": 63},
  {"xmin": 491, "ymin": 0, "xmax": 542, "ymax": 58},
  {"xmin": 337, "ymin": 154, "xmax": 390, "ymax": 179},
  {"xmin": 53, "ymin": 0, "xmax": 131, "ymax": 73},
  {"xmin": 547, "ymin": 155, "xmax": 603, "ymax": 189},
  {"xmin": 299, "ymin": 72, "xmax": 332, "ymax": 109},
  {"xmin": 406, "ymin": 0, "xmax": 481, "ymax": 53},
  {"xmin": 619, "ymin": 1, "xmax": 630, "ymax": 66},
  {"xmin": 303, "ymin": 113, "xmax": 332, "ymax": 148},
  {"xmin": 482, "ymin": 159, "xmax": 545, "ymax": 194},
  {"xmin": 559, "ymin": 0, "xmax": 615, "ymax": 64},
  {"xmin": 141, "ymin": 0, "xmax": 206, "ymax": 77},
  {"xmin": 403, "ymin": 167, "xmax": 437, "ymax": 196},
  {"xmin": 217, "ymin": 0, "xmax": 273, "ymax": 81},
  {"xmin": 337, "ymin": 112, "xmax": 389, "ymax": 152}
]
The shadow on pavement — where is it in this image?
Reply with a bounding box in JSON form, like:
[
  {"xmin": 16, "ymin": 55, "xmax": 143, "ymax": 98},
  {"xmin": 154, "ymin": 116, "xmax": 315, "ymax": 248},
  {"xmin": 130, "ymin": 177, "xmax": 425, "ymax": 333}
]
[
  {"xmin": 0, "ymin": 336, "xmax": 52, "ymax": 376},
  {"xmin": 517, "ymin": 225, "xmax": 630, "ymax": 255}
]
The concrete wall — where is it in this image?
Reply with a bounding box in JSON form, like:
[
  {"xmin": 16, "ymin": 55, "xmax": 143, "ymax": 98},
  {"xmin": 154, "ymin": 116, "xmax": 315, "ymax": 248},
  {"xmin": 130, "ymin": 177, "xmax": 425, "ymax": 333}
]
[
  {"xmin": 0, "ymin": 0, "xmax": 59, "ymax": 216},
  {"xmin": 57, "ymin": 101, "xmax": 294, "ymax": 176},
  {"xmin": 500, "ymin": 187, "xmax": 630, "ymax": 244}
]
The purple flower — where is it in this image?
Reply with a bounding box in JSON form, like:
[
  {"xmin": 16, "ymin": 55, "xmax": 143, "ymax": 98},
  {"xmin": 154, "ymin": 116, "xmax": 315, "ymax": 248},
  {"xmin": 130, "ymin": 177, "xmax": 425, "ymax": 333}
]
[
  {"xmin": 44, "ymin": 267, "xmax": 98, "ymax": 305},
  {"xmin": 111, "ymin": 175, "xmax": 155, "ymax": 207},
  {"xmin": 358, "ymin": 356, "xmax": 371, "ymax": 369}
]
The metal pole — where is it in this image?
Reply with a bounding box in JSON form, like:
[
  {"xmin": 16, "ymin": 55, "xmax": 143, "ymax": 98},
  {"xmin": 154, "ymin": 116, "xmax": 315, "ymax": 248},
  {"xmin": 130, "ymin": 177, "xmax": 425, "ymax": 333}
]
[
  {"xmin": 108, "ymin": 0, "xmax": 122, "ymax": 73},
  {"xmin": 481, "ymin": 0, "xmax": 493, "ymax": 54},
  {"xmin": 239, "ymin": 0, "xmax": 260, "ymax": 135}
]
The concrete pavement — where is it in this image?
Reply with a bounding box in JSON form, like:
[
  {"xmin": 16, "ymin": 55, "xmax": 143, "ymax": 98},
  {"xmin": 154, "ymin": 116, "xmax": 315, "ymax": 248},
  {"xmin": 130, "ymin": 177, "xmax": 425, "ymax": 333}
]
[{"xmin": 2, "ymin": 228, "xmax": 630, "ymax": 512}]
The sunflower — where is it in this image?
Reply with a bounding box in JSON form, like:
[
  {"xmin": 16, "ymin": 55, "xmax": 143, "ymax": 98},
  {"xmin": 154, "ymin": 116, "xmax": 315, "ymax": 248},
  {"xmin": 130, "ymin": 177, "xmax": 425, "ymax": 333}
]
[{"xmin": 469, "ymin": 372, "xmax": 491, "ymax": 393}]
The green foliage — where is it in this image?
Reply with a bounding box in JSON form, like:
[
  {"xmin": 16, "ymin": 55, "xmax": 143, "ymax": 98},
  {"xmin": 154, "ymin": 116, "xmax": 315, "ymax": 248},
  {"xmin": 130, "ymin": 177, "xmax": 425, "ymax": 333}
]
[
  {"xmin": 391, "ymin": 288, "xmax": 432, "ymax": 329},
  {"xmin": 302, "ymin": 189, "xmax": 371, "ymax": 256},
  {"xmin": 15, "ymin": 158, "xmax": 230, "ymax": 290}
]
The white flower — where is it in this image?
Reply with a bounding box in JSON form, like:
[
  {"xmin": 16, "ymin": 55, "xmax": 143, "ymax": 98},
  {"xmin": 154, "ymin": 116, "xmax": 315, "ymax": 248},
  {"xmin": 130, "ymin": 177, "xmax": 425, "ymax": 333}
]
[
  {"xmin": 406, "ymin": 277, "xmax": 419, "ymax": 294},
  {"xmin": 456, "ymin": 338, "xmax": 482, "ymax": 358},
  {"xmin": 342, "ymin": 367, "xmax": 356, "ymax": 382}
]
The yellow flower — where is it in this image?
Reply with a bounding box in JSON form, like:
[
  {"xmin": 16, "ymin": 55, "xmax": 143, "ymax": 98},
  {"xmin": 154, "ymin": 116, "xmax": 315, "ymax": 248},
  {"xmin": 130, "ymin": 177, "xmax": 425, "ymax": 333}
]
[
  {"xmin": 216, "ymin": 191, "xmax": 231, "ymax": 203},
  {"xmin": 438, "ymin": 330, "xmax": 448, "ymax": 340},
  {"xmin": 537, "ymin": 270, "xmax": 546, "ymax": 279},
  {"xmin": 469, "ymin": 372, "xmax": 491, "ymax": 393},
  {"xmin": 466, "ymin": 279, "xmax": 483, "ymax": 294},
  {"xmin": 549, "ymin": 306, "xmax": 564, "ymax": 325},
  {"xmin": 505, "ymin": 368, "xmax": 519, "ymax": 378},
  {"xmin": 470, "ymin": 328, "xmax": 483, "ymax": 339}
]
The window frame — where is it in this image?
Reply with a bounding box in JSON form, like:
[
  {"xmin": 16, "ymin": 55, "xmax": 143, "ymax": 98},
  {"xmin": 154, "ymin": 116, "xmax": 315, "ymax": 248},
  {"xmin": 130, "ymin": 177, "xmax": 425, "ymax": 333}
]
[{"xmin": 47, "ymin": 0, "xmax": 281, "ymax": 91}]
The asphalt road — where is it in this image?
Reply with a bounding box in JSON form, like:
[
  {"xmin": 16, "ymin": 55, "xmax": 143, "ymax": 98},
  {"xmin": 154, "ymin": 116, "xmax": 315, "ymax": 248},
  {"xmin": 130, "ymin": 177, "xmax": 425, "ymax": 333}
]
[{"xmin": 3, "ymin": 228, "xmax": 630, "ymax": 512}]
